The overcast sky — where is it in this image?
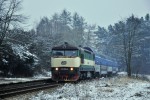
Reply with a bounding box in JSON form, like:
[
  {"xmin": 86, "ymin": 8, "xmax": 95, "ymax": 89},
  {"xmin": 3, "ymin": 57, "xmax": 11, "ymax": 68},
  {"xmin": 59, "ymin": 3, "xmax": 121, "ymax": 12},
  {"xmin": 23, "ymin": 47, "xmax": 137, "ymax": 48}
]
[{"xmin": 21, "ymin": 0, "xmax": 150, "ymax": 30}]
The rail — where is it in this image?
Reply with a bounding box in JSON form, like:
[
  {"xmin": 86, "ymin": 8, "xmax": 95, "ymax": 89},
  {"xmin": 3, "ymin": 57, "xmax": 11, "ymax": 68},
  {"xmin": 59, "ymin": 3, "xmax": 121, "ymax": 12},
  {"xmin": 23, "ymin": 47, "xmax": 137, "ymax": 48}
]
[{"xmin": 0, "ymin": 78, "xmax": 60, "ymax": 99}]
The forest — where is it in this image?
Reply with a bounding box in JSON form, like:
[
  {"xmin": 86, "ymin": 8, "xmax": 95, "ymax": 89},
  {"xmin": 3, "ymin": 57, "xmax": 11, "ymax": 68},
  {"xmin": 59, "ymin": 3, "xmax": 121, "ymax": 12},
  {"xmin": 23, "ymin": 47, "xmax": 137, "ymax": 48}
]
[{"xmin": 0, "ymin": 0, "xmax": 150, "ymax": 77}]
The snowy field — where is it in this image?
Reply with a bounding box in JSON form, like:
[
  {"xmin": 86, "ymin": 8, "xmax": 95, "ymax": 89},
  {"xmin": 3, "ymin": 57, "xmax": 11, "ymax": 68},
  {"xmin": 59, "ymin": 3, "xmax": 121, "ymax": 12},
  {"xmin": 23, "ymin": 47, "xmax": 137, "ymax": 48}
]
[
  {"xmin": 7, "ymin": 76, "xmax": 150, "ymax": 100},
  {"xmin": 29, "ymin": 77, "xmax": 150, "ymax": 100}
]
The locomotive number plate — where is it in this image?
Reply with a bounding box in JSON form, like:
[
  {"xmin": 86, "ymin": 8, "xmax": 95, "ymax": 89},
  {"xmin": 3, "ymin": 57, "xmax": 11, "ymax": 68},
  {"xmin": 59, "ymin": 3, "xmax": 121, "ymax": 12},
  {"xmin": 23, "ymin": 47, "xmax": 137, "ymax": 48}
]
[{"xmin": 61, "ymin": 68, "xmax": 68, "ymax": 70}]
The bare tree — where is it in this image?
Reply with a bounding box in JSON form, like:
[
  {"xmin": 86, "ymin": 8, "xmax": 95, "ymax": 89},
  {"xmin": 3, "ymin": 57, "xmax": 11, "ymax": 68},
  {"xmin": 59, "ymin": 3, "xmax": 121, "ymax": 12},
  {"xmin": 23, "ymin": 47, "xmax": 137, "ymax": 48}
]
[
  {"xmin": 0, "ymin": 0, "xmax": 24, "ymax": 46},
  {"xmin": 72, "ymin": 12, "xmax": 86, "ymax": 46},
  {"xmin": 112, "ymin": 16, "xmax": 141, "ymax": 77},
  {"xmin": 124, "ymin": 15, "xmax": 141, "ymax": 76},
  {"xmin": 107, "ymin": 15, "xmax": 141, "ymax": 77}
]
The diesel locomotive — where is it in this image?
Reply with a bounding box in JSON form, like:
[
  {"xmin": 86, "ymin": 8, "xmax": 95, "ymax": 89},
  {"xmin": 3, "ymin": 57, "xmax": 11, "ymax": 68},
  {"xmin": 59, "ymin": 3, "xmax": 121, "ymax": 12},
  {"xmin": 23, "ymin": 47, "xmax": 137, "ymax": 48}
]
[{"xmin": 51, "ymin": 42, "xmax": 118, "ymax": 81}]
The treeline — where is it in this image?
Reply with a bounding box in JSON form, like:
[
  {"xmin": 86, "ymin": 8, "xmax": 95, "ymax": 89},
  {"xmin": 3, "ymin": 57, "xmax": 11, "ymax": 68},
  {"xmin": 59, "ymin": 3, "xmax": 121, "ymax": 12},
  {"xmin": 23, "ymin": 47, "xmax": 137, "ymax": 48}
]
[
  {"xmin": 0, "ymin": 0, "xmax": 150, "ymax": 77},
  {"xmin": 34, "ymin": 10, "xmax": 150, "ymax": 75},
  {"xmin": 106, "ymin": 14, "xmax": 150, "ymax": 75},
  {"xmin": 0, "ymin": 0, "xmax": 36, "ymax": 77}
]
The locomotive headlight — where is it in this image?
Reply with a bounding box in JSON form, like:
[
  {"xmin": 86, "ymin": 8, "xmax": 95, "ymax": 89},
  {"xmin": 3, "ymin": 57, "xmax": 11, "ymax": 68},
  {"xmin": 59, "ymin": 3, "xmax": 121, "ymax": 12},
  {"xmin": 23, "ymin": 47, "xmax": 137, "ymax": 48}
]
[
  {"xmin": 70, "ymin": 67, "xmax": 74, "ymax": 71},
  {"xmin": 55, "ymin": 68, "xmax": 58, "ymax": 71}
]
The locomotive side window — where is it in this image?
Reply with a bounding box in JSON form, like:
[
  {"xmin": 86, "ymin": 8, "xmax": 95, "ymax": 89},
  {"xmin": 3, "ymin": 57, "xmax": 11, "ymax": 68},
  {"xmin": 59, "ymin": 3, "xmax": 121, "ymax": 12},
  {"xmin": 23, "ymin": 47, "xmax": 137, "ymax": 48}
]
[
  {"xmin": 81, "ymin": 54, "xmax": 84, "ymax": 63},
  {"xmin": 65, "ymin": 50, "xmax": 78, "ymax": 57}
]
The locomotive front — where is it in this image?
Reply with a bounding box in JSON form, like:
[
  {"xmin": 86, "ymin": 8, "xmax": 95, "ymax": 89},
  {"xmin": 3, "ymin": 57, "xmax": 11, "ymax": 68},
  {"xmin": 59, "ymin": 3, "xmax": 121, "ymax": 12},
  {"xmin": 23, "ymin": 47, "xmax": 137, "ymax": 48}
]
[{"xmin": 51, "ymin": 43, "xmax": 80, "ymax": 81}]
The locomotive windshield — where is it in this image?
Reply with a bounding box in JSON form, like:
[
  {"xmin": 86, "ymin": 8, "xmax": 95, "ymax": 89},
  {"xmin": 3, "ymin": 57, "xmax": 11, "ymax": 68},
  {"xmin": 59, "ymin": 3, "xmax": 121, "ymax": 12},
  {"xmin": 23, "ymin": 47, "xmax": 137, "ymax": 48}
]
[{"xmin": 52, "ymin": 50, "xmax": 78, "ymax": 57}]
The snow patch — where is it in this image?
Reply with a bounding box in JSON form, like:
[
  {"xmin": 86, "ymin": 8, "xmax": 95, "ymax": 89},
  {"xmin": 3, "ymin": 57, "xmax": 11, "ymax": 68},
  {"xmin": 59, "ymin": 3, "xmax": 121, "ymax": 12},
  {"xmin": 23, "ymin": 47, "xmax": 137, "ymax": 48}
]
[
  {"xmin": 2, "ymin": 59, "xmax": 8, "ymax": 64},
  {"xmin": 34, "ymin": 71, "xmax": 51, "ymax": 79},
  {"xmin": 0, "ymin": 77, "xmax": 51, "ymax": 84},
  {"xmin": 117, "ymin": 71, "xmax": 128, "ymax": 76},
  {"xmin": 12, "ymin": 44, "xmax": 35, "ymax": 59},
  {"xmin": 11, "ymin": 44, "xmax": 38, "ymax": 64}
]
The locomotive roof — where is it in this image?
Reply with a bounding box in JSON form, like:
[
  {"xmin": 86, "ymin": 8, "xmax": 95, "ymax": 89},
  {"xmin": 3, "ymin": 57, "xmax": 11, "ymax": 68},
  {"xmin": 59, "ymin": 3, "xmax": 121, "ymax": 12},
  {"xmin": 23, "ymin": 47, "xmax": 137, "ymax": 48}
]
[
  {"xmin": 52, "ymin": 43, "xmax": 94, "ymax": 54},
  {"xmin": 52, "ymin": 42, "xmax": 78, "ymax": 50},
  {"xmin": 83, "ymin": 47, "xmax": 93, "ymax": 52}
]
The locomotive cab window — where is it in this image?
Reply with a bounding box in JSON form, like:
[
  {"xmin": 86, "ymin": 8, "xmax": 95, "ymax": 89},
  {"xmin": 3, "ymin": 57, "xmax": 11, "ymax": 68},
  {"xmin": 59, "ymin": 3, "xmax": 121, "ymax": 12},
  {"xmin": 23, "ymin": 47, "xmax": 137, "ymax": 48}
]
[
  {"xmin": 52, "ymin": 50, "xmax": 78, "ymax": 57},
  {"xmin": 52, "ymin": 50, "xmax": 64, "ymax": 56}
]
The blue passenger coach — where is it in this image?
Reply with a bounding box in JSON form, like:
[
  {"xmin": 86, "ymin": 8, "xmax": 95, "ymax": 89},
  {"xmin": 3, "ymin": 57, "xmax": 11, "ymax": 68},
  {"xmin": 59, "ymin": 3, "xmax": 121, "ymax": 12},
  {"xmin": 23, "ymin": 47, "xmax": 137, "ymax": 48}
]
[{"xmin": 95, "ymin": 55, "xmax": 118, "ymax": 77}]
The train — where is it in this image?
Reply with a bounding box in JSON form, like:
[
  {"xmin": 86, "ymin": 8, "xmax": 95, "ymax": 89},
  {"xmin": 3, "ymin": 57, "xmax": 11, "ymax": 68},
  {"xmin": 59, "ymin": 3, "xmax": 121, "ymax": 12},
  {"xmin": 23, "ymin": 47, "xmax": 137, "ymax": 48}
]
[{"xmin": 51, "ymin": 42, "xmax": 118, "ymax": 81}]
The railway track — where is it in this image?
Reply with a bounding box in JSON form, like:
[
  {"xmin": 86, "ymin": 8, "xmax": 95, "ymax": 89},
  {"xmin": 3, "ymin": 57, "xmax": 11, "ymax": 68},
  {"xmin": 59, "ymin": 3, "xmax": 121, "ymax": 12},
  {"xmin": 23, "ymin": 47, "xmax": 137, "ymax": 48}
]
[
  {"xmin": 0, "ymin": 78, "xmax": 60, "ymax": 99},
  {"xmin": 0, "ymin": 77, "xmax": 116, "ymax": 99}
]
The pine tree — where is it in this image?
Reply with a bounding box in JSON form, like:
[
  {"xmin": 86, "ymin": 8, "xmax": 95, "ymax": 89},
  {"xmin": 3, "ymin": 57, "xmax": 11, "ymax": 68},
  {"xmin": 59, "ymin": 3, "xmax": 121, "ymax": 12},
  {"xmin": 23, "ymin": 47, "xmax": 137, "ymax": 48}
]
[
  {"xmin": 145, "ymin": 14, "xmax": 149, "ymax": 21},
  {"xmin": 72, "ymin": 12, "xmax": 86, "ymax": 46}
]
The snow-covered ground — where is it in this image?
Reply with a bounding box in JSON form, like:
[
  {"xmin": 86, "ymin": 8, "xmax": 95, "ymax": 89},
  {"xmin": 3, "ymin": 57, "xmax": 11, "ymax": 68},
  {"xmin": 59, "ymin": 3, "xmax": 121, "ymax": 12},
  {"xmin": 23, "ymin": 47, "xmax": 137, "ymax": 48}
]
[
  {"xmin": 146, "ymin": 75, "xmax": 150, "ymax": 80},
  {"xmin": 33, "ymin": 71, "xmax": 52, "ymax": 79},
  {"xmin": 3, "ymin": 73, "xmax": 150, "ymax": 100},
  {"xmin": 117, "ymin": 71, "xmax": 127, "ymax": 76},
  {"xmin": 0, "ymin": 72, "xmax": 51, "ymax": 84},
  {"xmin": 27, "ymin": 76, "xmax": 150, "ymax": 100},
  {"xmin": 0, "ymin": 71, "xmax": 51, "ymax": 85}
]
